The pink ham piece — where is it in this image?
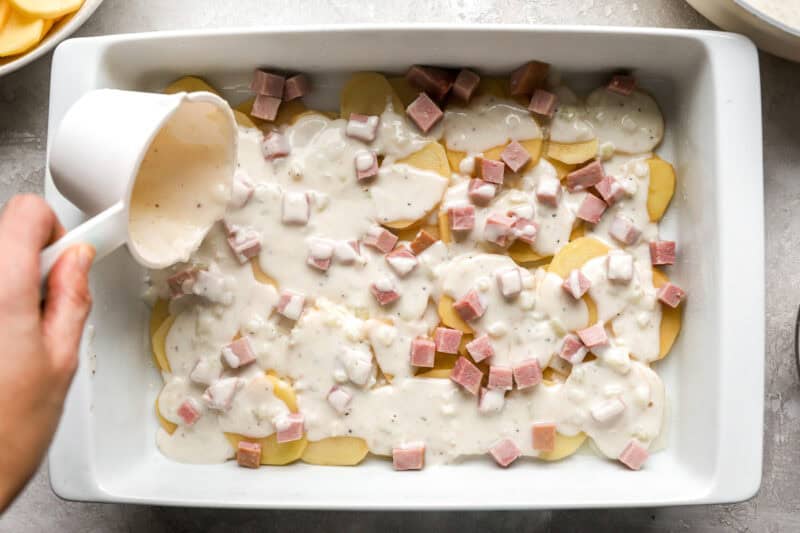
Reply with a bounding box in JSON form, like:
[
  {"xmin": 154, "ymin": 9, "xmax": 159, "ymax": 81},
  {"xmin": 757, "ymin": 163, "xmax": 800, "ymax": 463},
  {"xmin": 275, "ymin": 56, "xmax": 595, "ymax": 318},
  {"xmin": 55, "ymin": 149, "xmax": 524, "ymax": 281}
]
[
  {"xmin": 370, "ymin": 277, "xmax": 400, "ymax": 306},
  {"xmin": 262, "ymin": 131, "xmax": 290, "ymax": 159},
  {"xmin": 281, "ymin": 191, "xmax": 310, "ymax": 225},
  {"xmin": 274, "ymin": 412, "xmax": 305, "ymax": 443},
  {"xmin": 236, "ymin": 441, "xmax": 262, "ymax": 469},
  {"xmin": 448, "ymin": 205, "xmax": 476, "ymax": 232},
  {"xmin": 167, "ymin": 267, "xmax": 198, "ymax": 298},
  {"xmin": 595, "ymin": 176, "xmax": 624, "ymax": 205},
  {"xmin": 363, "ymin": 226, "xmax": 398, "ymax": 253},
  {"xmin": 489, "ymin": 438, "xmax": 521, "ymax": 467},
  {"xmin": 452, "ymin": 69, "xmax": 480, "ymax": 103},
  {"xmin": 177, "ymin": 398, "xmax": 201, "ymax": 426},
  {"xmin": 468, "ymin": 178, "xmax": 497, "ymax": 206},
  {"xmin": 283, "ymin": 73, "xmax": 311, "ymax": 101},
  {"xmin": 591, "ymin": 398, "xmax": 626, "ymax": 422},
  {"xmin": 251, "ymin": 69, "xmax": 285, "ymax": 97},
  {"xmin": 479, "ymin": 158, "xmax": 506, "ymax": 185},
  {"xmin": 532, "ymin": 422, "xmax": 556, "ymax": 452},
  {"xmin": 434, "ymin": 327, "xmax": 463, "ymax": 354},
  {"xmin": 488, "ymin": 365, "xmax": 513, "ymax": 391},
  {"xmin": 657, "ymin": 282, "xmax": 686, "ymax": 308},
  {"xmin": 513, "ymin": 359, "xmax": 543, "ymax": 390},
  {"xmin": 576, "ymin": 194, "xmax": 607, "ymax": 224},
  {"xmin": 346, "ymin": 113, "xmax": 380, "ymax": 143},
  {"xmin": 410, "ymin": 229, "xmax": 437, "ymax": 255},
  {"xmin": 465, "ymin": 334, "xmax": 495, "ymax": 363},
  {"xmin": 479, "ymin": 387, "xmax": 506, "ymax": 414},
  {"xmin": 649, "ymin": 241, "xmax": 676, "ymax": 265},
  {"xmin": 450, "ymin": 356, "xmax": 483, "ymax": 395},
  {"xmin": 608, "ymin": 74, "xmax": 637, "ymax": 96},
  {"xmin": 277, "ymin": 289, "xmax": 306, "ymax": 321},
  {"xmin": 509, "ymin": 60, "xmax": 549, "ymax": 96},
  {"xmin": 496, "ymin": 267, "xmax": 523, "ymax": 299},
  {"xmin": 566, "ymin": 160, "xmax": 605, "ymax": 192},
  {"xmin": 453, "ymin": 289, "xmax": 487, "ymax": 321},
  {"xmin": 562, "ymin": 269, "xmax": 591, "ymax": 299},
  {"xmin": 385, "ymin": 246, "xmax": 418, "ymax": 277},
  {"xmin": 609, "ymin": 215, "xmax": 641, "ymax": 245},
  {"xmin": 501, "ymin": 141, "xmax": 531, "ymax": 173},
  {"xmin": 392, "ymin": 442, "xmax": 426, "ymax": 471},
  {"xmin": 577, "ymin": 323, "xmax": 609, "ymax": 348},
  {"xmin": 528, "ymin": 89, "xmax": 558, "ymax": 118},
  {"xmin": 251, "ymin": 95, "xmax": 281, "ymax": 121},
  {"xmin": 226, "ymin": 226, "xmax": 262, "ymax": 264},
  {"xmin": 307, "ymin": 239, "xmax": 334, "ymax": 271},
  {"xmin": 512, "ymin": 217, "xmax": 538, "ymax": 245},
  {"xmin": 406, "ymin": 65, "xmax": 454, "ymax": 100},
  {"xmin": 203, "ymin": 377, "xmax": 243, "ymax": 411},
  {"xmin": 559, "ymin": 334, "xmax": 588, "ymax": 364},
  {"xmin": 484, "ymin": 213, "xmax": 517, "ymax": 247},
  {"xmin": 618, "ymin": 440, "xmax": 649, "ymax": 470},
  {"xmin": 327, "ymin": 386, "xmax": 352, "ymax": 414},
  {"xmin": 607, "ymin": 251, "xmax": 634, "ymax": 283},
  {"xmin": 536, "ymin": 174, "xmax": 562, "ymax": 207},
  {"xmin": 221, "ymin": 336, "xmax": 256, "ymax": 369},
  {"xmin": 410, "ymin": 337, "xmax": 436, "ymax": 368},
  {"xmin": 354, "ymin": 150, "xmax": 379, "ymax": 181},
  {"xmin": 230, "ymin": 170, "xmax": 255, "ymax": 209},
  {"xmin": 406, "ymin": 92, "xmax": 444, "ymax": 133}
]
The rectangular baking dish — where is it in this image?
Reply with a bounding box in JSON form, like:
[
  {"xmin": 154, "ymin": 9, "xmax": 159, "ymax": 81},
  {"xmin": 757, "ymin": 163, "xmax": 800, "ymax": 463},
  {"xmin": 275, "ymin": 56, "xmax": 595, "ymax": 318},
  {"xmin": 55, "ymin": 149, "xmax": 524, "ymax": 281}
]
[{"xmin": 45, "ymin": 25, "xmax": 764, "ymax": 509}]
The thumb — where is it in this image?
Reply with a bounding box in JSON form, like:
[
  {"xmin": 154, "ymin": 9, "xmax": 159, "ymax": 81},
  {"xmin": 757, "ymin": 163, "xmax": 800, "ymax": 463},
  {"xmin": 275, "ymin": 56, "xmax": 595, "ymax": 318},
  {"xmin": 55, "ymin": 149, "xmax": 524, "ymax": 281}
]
[{"xmin": 41, "ymin": 244, "xmax": 95, "ymax": 378}]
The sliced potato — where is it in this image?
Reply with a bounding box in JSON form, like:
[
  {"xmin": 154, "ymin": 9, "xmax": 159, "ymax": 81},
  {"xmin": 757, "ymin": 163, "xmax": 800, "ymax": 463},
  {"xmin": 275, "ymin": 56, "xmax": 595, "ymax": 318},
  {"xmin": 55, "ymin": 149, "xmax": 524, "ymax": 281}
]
[
  {"xmin": 569, "ymin": 223, "xmax": 585, "ymax": 241},
  {"xmin": 547, "ymin": 139, "xmax": 598, "ymax": 165},
  {"xmin": 398, "ymin": 141, "xmax": 451, "ymax": 178},
  {"xmin": 416, "ymin": 368, "xmax": 452, "ymax": 379},
  {"xmin": 508, "ymin": 240, "xmax": 547, "ymax": 265},
  {"xmin": 265, "ymin": 373, "xmax": 299, "ymax": 412},
  {"xmin": 438, "ymin": 210, "xmax": 452, "ymax": 244},
  {"xmin": 234, "ymin": 110, "xmax": 257, "ymax": 129},
  {"xmin": 149, "ymin": 299, "xmax": 170, "ymax": 339},
  {"xmin": 438, "ymin": 295, "xmax": 473, "ymax": 334},
  {"xmin": 647, "ymin": 156, "xmax": 676, "ymax": 221},
  {"xmin": 9, "ymin": 0, "xmax": 82, "ymax": 20},
  {"xmin": 584, "ymin": 295, "xmax": 598, "ymax": 326},
  {"xmin": 387, "ymin": 75, "xmax": 417, "ymax": 108},
  {"xmin": 252, "ymin": 261, "xmax": 278, "ymax": 287},
  {"xmin": 155, "ymin": 396, "xmax": 177, "ymax": 435},
  {"xmin": 301, "ymin": 436, "xmax": 370, "ymax": 466},
  {"xmin": 538, "ymin": 432, "xmax": 587, "ymax": 461},
  {"xmin": 0, "ymin": 9, "xmax": 45, "ymax": 56},
  {"xmin": 547, "ymin": 237, "xmax": 610, "ymax": 278},
  {"xmin": 163, "ymin": 75, "xmax": 220, "ymax": 95},
  {"xmin": 151, "ymin": 315, "xmax": 175, "ymax": 372},
  {"xmin": 652, "ymin": 268, "xmax": 682, "ymax": 359},
  {"xmin": 0, "ymin": 2, "xmax": 9, "ymax": 28},
  {"xmin": 545, "ymin": 156, "xmax": 578, "ymax": 180},
  {"xmin": 226, "ymin": 433, "xmax": 308, "ymax": 466},
  {"xmin": 476, "ymin": 76, "xmax": 510, "ymax": 99},
  {"xmin": 340, "ymin": 72, "xmax": 404, "ymax": 118}
]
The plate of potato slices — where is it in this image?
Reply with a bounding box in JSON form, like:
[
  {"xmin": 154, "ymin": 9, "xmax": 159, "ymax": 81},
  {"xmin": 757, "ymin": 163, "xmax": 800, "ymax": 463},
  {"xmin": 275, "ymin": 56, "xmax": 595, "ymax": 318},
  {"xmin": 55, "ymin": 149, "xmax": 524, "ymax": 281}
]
[{"xmin": 0, "ymin": 0, "xmax": 103, "ymax": 77}]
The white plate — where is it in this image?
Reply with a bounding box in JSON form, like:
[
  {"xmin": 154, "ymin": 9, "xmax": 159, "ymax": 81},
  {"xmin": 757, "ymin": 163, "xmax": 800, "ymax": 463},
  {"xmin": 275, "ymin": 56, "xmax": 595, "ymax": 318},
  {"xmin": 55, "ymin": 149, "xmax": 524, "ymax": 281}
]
[
  {"xmin": 45, "ymin": 25, "xmax": 764, "ymax": 509},
  {"xmin": 0, "ymin": 0, "xmax": 104, "ymax": 78}
]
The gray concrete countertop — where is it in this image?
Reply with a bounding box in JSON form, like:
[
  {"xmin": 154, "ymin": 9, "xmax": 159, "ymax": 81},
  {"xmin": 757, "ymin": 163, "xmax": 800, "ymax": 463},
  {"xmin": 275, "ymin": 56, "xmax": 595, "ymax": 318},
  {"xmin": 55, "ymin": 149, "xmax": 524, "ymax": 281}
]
[{"xmin": 0, "ymin": 1, "xmax": 797, "ymax": 531}]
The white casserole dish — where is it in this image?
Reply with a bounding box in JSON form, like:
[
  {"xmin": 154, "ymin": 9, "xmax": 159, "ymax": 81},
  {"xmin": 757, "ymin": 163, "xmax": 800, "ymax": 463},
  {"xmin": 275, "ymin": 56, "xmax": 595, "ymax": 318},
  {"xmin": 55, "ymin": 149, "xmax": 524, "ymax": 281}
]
[{"xmin": 45, "ymin": 25, "xmax": 764, "ymax": 509}]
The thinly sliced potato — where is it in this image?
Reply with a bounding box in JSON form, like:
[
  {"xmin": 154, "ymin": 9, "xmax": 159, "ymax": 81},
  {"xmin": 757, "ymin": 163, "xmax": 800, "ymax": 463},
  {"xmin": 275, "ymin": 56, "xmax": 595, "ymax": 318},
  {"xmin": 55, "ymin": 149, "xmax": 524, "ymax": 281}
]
[
  {"xmin": 226, "ymin": 433, "xmax": 308, "ymax": 466},
  {"xmin": 301, "ymin": 436, "xmax": 370, "ymax": 466},
  {"xmin": 398, "ymin": 141, "xmax": 451, "ymax": 178},
  {"xmin": 252, "ymin": 261, "xmax": 278, "ymax": 287},
  {"xmin": 234, "ymin": 110, "xmax": 257, "ymax": 129},
  {"xmin": 416, "ymin": 368, "xmax": 452, "ymax": 379},
  {"xmin": 0, "ymin": 8, "xmax": 45, "ymax": 56},
  {"xmin": 438, "ymin": 295, "xmax": 473, "ymax": 334},
  {"xmin": 155, "ymin": 396, "xmax": 177, "ymax": 435},
  {"xmin": 9, "ymin": 0, "xmax": 82, "ymax": 20},
  {"xmin": 547, "ymin": 139, "xmax": 598, "ymax": 165},
  {"xmin": 651, "ymin": 268, "xmax": 682, "ymax": 359},
  {"xmin": 476, "ymin": 76, "xmax": 510, "ymax": 99},
  {"xmin": 0, "ymin": 2, "xmax": 10, "ymax": 28},
  {"xmin": 538, "ymin": 432, "xmax": 587, "ymax": 461},
  {"xmin": 647, "ymin": 156, "xmax": 676, "ymax": 221},
  {"xmin": 265, "ymin": 373, "xmax": 299, "ymax": 412},
  {"xmin": 545, "ymin": 156, "xmax": 578, "ymax": 180},
  {"xmin": 508, "ymin": 240, "xmax": 547, "ymax": 265},
  {"xmin": 547, "ymin": 237, "xmax": 610, "ymax": 278},
  {"xmin": 340, "ymin": 72, "xmax": 404, "ymax": 118},
  {"xmin": 163, "ymin": 75, "xmax": 220, "ymax": 95},
  {"xmin": 151, "ymin": 315, "xmax": 175, "ymax": 372},
  {"xmin": 149, "ymin": 299, "xmax": 170, "ymax": 339},
  {"xmin": 387, "ymin": 75, "xmax": 417, "ymax": 108},
  {"xmin": 438, "ymin": 211, "xmax": 452, "ymax": 244}
]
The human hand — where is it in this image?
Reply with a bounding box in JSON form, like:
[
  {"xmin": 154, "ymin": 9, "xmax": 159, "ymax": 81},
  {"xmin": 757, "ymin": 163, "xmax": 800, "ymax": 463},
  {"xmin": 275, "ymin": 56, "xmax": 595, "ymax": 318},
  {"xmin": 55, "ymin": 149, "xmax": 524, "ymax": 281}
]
[{"xmin": 0, "ymin": 195, "xmax": 95, "ymax": 511}]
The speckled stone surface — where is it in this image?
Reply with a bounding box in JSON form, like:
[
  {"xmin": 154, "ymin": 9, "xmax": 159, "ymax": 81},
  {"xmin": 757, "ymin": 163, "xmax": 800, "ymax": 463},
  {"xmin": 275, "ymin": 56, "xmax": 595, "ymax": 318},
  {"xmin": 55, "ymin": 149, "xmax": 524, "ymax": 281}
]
[{"xmin": 0, "ymin": 0, "xmax": 798, "ymax": 531}]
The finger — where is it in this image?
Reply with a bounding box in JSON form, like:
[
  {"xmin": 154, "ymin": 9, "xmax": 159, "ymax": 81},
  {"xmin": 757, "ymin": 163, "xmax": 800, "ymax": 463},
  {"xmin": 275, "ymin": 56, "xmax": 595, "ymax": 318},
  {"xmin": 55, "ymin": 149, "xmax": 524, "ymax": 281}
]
[
  {"xmin": 41, "ymin": 244, "xmax": 95, "ymax": 380},
  {"xmin": 48, "ymin": 218, "xmax": 67, "ymax": 245}
]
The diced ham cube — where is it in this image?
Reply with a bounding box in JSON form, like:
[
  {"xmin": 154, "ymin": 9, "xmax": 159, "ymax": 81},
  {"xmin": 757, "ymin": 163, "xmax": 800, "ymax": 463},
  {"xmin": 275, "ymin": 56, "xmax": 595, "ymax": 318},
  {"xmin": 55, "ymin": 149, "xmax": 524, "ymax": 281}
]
[
  {"xmin": 251, "ymin": 69, "xmax": 285, "ymax": 97},
  {"xmin": 221, "ymin": 336, "xmax": 256, "ymax": 369},
  {"xmin": 607, "ymin": 250, "xmax": 634, "ymax": 283},
  {"xmin": 203, "ymin": 377, "xmax": 243, "ymax": 411},
  {"xmin": 513, "ymin": 359, "xmax": 543, "ymax": 390},
  {"xmin": 410, "ymin": 337, "xmax": 436, "ymax": 368},
  {"xmin": 595, "ymin": 175, "xmax": 625, "ymax": 206},
  {"xmin": 262, "ymin": 131, "xmax": 290, "ymax": 159},
  {"xmin": 532, "ymin": 422, "xmax": 556, "ymax": 452},
  {"xmin": 559, "ymin": 334, "xmax": 588, "ymax": 364},
  {"xmin": 392, "ymin": 441, "xmax": 426, "ymax": 471},
  {"xmin": 281, "ymin": 191, "xmax": 310, "ymax": 225},
  {"xmin": 465, "ymin": 334, "xmax": 495, "ymax": 363},
  {"xmin": 609, "ymin": 215, "xmax": 641, "ymax": 245},
  {"xmin": 190, "ymin": 357, "xmax": 222, "ymax": 385},
  {"xmin": 577, "ymin": 323, "xmax": 609, "ymax": 348},
  {"xmin": 657, "ymin": 282, "xmax": 686, "ymax": 308},
  {"xmin": 385, "ymin": 246, "xmax": 418, "ymax": 277},
  {"xmin": 354, "ymin": 150, "xmax": 379, "ymax": 181},
  {"xmin": 434, "ymin": 327, "xmax": 463, "ymax": 354},
  {"xmin": 274, "ymin": 412, "xmax": 305, "ymax": 443},
  {"xmin": 479, "ymin": 158, "xmax": 506, "ymax": 185},
  {"xmin": 489, "ymin": 438, "xmax": 521, "ymax": 467},
  {"xmin": 562, "ymin": 269, "xmax": 591, "ymax": 299},
  {"xmin": 452, "ymin": 69, "xmax": 480, "ymax": 103},
  {"xmin": 618, "ymin": 440, "xmax": 649, "ymax": 470},
  {"xmin": 450, "ymin": 356, "xmax": 483, "ymax": 395},
  {"xmin": 406, "ymin": 65, "xmax": 455, "ymax": 100},
  {"xmin": 501, "ymin": 141, "xmax": 531, "ymax": 173},
  {"xmin": 251, "ymin": 95, "xmax": 281, "ymax": 121},
  {"xmin": 277, "ymin": 289, "xmax": 305, "ymax": 321},
  {"xmin": 226, "ymin": 226, "xmax": 262, "ymax": 264},
  {"xmin": 346, "ymin": 113, "xmax": 380, "ymax": 143},
  {"xmin": 496, "ymin": 267, "xmax": 523, "ymax": 299},
  {"xmin": 363, "ymin": 226, "xmax": 398, "ymax": 253},
  {"xmin": 484, "ymin": 213, "xmax": 517, "ymax": 247},
  {"xmin": 236, "ymin": 441, "xmax": 262, "ymax": 469},
  {"xmin": 536, "ymin": 174, "xmax": 562, "ymax": 207},
  {"xmin": 509, "ymin": 61, "xmax": 550, "ymax": 96},
  {"xmin": 448, "ymin": 205, "xmax": 476, "ymax": 232},
  {"xmin": 370, "ymin": 277, "xmax": 400, "ymax": 306},
  {"xmin": 566, "ymin": 160, "xmax": 605, "ymax": 192},
  {"xmin": 410, "ymin": 229, "xmax": 437, "ymax": 255},
  {"xmin": 406, "ymin": 93, "xmax": 444, "ymax": 133},
  {"xmin": 529, "ymin": 89, "xmax": 558, "ymax": 118},
  {"xmin": 576, "ymin": 194, "xmax": 607, "ymax": 224},
  {"xmin": 488, "ymin": 365, "xmax": 513, "ymax": 391},
  {"xmin": 479, "ymin": 387, "xmax": 506, "ymax": 414},
  {"xmin": 453, "ymin": 289, "xmax": 487, "ymax": 321},
  {"xmin": 468, "ymin": 178, "xmax": 497, "ymax": 206},
  {"xmin": 608, "ymin": 74, "xmax": 637, "ymax": 96},
  {"xmin": 511, "ymin": 217, "xmax": 539, "ymax": 245},
  {"xmin": 167, "ymin": 267, "xmax": 198, "ymax": 298},
  {"xmin": 327, "ymin": 386, "xmax": 352, "ymax": 414},
  {"xmin": 307, "ymin": 238, "xmax": 334, "ymax": 271},
  {"xmin": 177, "ymin": 398, "xmax": 202, "ymax": 426},
  {"xmin": 283, "ymin": 73, "xmax": 311, "ymax": 101},
  {"xmin": 649, "ymin": 241, "xmax": 676, "ymax": 265},
  {"xmin": 230, "ymin": 169, "xmax": 255, "ymax": 209},
  {"xmin": 591, "ymin": 398, "xmax": 626, "ymax": 422}
]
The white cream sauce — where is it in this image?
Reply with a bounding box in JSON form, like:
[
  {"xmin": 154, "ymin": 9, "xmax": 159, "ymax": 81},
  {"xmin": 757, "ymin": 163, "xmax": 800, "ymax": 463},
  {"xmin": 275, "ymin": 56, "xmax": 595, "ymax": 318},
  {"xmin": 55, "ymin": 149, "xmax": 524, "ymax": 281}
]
[{"xmin": 443, "ymin": 94, "xmax": 542, "ymax": 153}]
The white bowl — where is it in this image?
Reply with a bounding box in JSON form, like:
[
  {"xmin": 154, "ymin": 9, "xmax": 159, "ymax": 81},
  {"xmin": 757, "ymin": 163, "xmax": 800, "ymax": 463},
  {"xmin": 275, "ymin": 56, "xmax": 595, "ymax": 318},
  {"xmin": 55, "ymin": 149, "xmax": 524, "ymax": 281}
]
[
  {"xmin": 0, "ymin": 0, "xmax": 104, "ymax": 77},
  {"xmin": 45, "ymin": 25, "xmax": 764, "ymax": 509}
]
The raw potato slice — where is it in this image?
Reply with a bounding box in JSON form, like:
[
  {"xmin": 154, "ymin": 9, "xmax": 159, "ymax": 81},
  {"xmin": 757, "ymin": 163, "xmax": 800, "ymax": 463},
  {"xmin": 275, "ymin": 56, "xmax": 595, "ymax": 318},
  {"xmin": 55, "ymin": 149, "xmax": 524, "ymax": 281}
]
[
  {"xmin": 149, "ymin": 299, "xmax": 170, "ymax": 339},
  {"xmin": 438, "ymin": 211, "xmax": 452, "ymax": 244},
  {"xmin": 0, "ymin": 2, "xmax": 9, "ymax": 27},
  {"xmin": 476, "ymin": 76, "xmax": 510, "ymax": 99},
  {"xmin": 162, "ymin": 76, "xmax": 219, "ymax": 95},
  {"xmin": 584, "ymin": 295, "xmax": 598, "ymax": 326},
  {"xmin": 415, "ymin": 368, "xmax": 452, "ymax": 379},
  {"xmin": 252, "ymin": 261, "xmax": 278, "ymax": 287},
  {"xmin": 651, "ymin": 268, "xmax": 682, "ymax": 359},
  {"xmin": 388, "ymin": 75, "xmax": 417, "ymax": 108},
  {"xmin": 647, "ymin": 156, "xmax": 676, "ymax": 221},
  {"xmin": 340, "ymin": 72, "xmax": 404, "ymax": 118},
  {"xmin": 537, "ymin": 432, "xmax": 587, "ymax": 461},
  {"xmin": 226, "ymin": 433, "xmax": 308, "ymax": 466},
  {"xmin": 301, "ymin": 436, "xmax": 370, "ymax": 466},
  {"xmin": 438, "ymin": 295, "xmax": 473, "ymax": 334},
  {"xmin": 234, "ymin": 110, "xmax": 257, "ymax": 129},
  {"xmin": 398, "ymin": 141, "xmax": 451, "ymax": 178},
  {"xmin": 569, "ymin": 223, "xmax": 585, "ymax": 241},
  {"xmin": 547, "ymin": 237, "xmax": 610, "ymax": 278},
  {"xmin": 151, "ymin": 315, "xmax": 175, "ymax": 373},
  {"xmin": 546, "ymin": 139, "xmax": 598, "ymax": 165},
  {"xmin": 545, "ymin": 156, "xmax": 578, "ymax": 180},
  {"xmin": 265, "ymin": 373, "xmax": 299, "ymax": 412},
  {"xmin": 155, "ymin": 396, "xmax": 177, "ymax": 435},
  {"xmin": 0, "ymin": 9, "xmax": 45, "ymax": 57},
  {"xmin": 9, "ymin": 0, "xmax": 82, "ymax": 19},
  {"xmin": 508, "ymin": 240, "xmax": 547, "ymax": 265}
]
